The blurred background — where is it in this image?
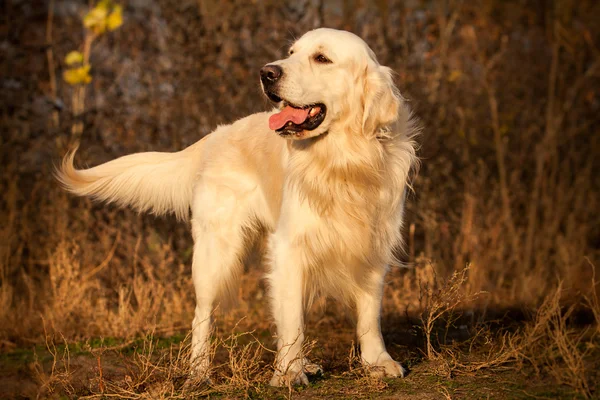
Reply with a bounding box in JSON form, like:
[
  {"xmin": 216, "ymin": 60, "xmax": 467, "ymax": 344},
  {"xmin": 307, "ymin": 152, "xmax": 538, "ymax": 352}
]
[{"xmin": 1, "ymin": 0, "xmax": 599, "ymax": 397}]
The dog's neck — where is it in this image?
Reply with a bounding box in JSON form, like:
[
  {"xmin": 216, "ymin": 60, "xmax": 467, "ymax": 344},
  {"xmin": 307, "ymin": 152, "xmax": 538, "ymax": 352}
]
[
  {"xmin": 288, "ymin": 127, "xmax": 384, "ymax": 172},
  {"xmin": 283, "ymin": 127, "xmax": 387, "ymax": 214}
]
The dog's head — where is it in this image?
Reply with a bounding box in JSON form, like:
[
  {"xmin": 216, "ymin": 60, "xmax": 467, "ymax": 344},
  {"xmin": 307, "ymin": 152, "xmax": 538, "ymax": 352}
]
[{"xmin": 261, "ymin": 28, "xmax": 402, "ymax": 140}]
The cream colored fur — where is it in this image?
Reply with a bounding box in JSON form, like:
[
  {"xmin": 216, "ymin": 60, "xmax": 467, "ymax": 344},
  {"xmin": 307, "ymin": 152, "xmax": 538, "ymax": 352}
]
[
  {"xmin": 57, "ymin": 140, "xmax": 204, "ymax": 221},
  {"xmin": 57, "ymin": 28, "xmax": 418, "ymax": 387}
]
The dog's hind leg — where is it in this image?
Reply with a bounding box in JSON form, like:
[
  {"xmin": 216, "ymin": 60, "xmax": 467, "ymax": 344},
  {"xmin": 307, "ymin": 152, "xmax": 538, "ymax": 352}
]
[{"xmin": 188, "ymin": 178, "xmax": 257, "ymax": 383}]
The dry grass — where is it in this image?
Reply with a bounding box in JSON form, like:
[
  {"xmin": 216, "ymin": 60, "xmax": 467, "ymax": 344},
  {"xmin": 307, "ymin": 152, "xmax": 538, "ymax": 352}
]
[
  {"xmin": 514, "ymin": 283, "xmax": 596, "ymax": 399},
  {"xmin": 417, "ymin": 263, "xmax": 482, "ymax": 361},
  {"xmin": 19, "ymin": 271, "xmax": 598, "ymax": 398},
  {"xmin": 1, "ymin": 0, "xmax": 599, "ymax": 398},
  {"xmin": 31, "ymin": 333, "xmax": 74, "ymax": 400}
]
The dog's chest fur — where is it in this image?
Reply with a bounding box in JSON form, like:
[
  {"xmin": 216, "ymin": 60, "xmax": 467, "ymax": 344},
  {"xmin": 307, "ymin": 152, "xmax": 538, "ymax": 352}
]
[{"xmin": 274, "ymin": 132, "xmax": 410, "ymax": 298}]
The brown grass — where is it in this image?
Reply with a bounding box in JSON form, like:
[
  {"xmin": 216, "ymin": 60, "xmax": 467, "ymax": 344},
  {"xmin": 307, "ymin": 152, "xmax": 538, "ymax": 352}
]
[{"xmin": 31, "ymin": 333, "xmax": 74, "ymax": 400}]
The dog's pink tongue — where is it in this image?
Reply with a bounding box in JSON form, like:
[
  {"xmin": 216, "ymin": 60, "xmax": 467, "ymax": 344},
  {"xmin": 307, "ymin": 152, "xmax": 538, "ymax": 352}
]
[{"xmin": 269, "ymin": 106, "xmax": 309, "ymax": 130}]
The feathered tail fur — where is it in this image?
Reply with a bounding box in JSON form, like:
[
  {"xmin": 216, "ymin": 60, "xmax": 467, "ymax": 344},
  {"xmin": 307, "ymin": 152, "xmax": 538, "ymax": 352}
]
[{"xmin": 55, "ymin": 141, "xmax": 203, "ymax": 221}]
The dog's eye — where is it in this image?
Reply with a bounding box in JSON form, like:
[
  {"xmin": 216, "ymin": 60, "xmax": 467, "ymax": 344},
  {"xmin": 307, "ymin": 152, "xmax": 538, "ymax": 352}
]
[
  {"xmin": 289, "ymin": 49, "xmax": 294, "ymax": 55},
  {"xmin": 313, "ymin": 54, "xmax": 332, "ymax": 64}
]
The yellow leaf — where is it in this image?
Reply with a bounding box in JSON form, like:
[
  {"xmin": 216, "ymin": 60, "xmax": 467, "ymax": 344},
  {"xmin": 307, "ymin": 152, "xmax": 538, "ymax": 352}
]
[
  {"xmin": 96, "ymin": 0, "xmax": 113, "ymax": 10},
  {"xmin": 83, "ymin": 7, "xmax": 108, "ymax": 34},
  {"xmin": 63, "ymin": 65, "xmax": 92, "ymax": 85},
  {"xmin": 107, "ymin": 5, "xmax": 123, "ymax": 31},
  {"xmin": 65, "ymin": 51, "xmax": 84, "ymax": 66}
]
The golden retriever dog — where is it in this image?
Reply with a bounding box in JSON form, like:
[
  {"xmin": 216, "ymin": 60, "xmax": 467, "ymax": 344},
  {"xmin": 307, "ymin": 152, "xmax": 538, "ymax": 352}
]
[{"xmin": 57, "ymin": 28, "xmax": 418, "ymax": 386}]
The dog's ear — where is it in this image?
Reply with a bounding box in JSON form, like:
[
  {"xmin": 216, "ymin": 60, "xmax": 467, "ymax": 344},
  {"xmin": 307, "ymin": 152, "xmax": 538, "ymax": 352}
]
[{"xmin": 361, "ymin": 65, "xmax": 401, "ymax": 135}]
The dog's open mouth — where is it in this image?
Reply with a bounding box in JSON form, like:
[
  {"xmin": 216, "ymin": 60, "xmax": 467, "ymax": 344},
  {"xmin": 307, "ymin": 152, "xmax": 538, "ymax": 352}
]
[{"xmin": 268, "ymin": 98, "xmax": 326, "ymax": 137}]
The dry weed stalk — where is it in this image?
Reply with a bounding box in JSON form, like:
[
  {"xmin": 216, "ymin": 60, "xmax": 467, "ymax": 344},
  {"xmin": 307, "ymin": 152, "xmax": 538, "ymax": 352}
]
[
  {"xmin": 62, "ymin": 1, "xmax": 124, "ymax": 146},
  {"xmin": 125, "ymin": 332, "xmax": 165, "ymax": 392},
  {"xmin": 583, "ymin": 258, "xmax": 600, "ymax": 334},
  {"xmin": 82, "ymin": 333, "xmax": 213, "ymax": 399},
  {"xmin": 31, "ymin": 331, "xmax": 74, "ymax": 399},
  {"xmin": 419, "ymin": 263, "xmax": 481, "ymax": 361},
  {"xmin": 219, "ymin": 327, "xmax": 269, "ymax": 392},
  {"xmin": 515, "ymin": 283, "xmax": 594, "ymax": 399},
  {"xmin": 437, "ymin": 384, "xmax": 453, "ymax": 400},
  {"xmin": 454, "ymin": 327, "xmax": 521, "ymax": 374},
  {"xmin": 45, "ymin": 0, "xmax": 59, "ymax": 130},
  {"xmin": 460, "ymin": 282, "xmax": 596, "ymax": 398},
  {"xmin": 80, "ymin": 326, "xmax": 274, "ymax": 399},
  {"xmin": 45, "ymin": 240, "xmax": 102, "ymax": 336}
]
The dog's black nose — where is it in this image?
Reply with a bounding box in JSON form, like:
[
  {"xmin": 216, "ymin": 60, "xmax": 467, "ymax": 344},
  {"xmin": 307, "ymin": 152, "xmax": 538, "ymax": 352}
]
[{"xmin": 260, "ymin": 64, "xmax": 283, "ymax": 85}]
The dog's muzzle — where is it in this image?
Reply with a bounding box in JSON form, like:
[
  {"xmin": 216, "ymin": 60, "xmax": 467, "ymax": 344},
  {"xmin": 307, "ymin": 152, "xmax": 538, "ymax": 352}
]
[{"xmin": 260, "ymin": 64, "xmax": 283, "ymax": 99}]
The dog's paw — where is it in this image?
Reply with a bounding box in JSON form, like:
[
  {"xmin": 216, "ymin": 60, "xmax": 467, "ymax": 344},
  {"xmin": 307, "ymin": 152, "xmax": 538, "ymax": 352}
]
[
  {"xmin": 368, "ymin": 359, "xmax": 406, "ymax": 378},
  {"xmin": 270, "ymin": 369, "xmax": 309, "ymax": 387},
  {"xmin": 366, "ymin": 353, "xmax": 406, "ymax": 378}
]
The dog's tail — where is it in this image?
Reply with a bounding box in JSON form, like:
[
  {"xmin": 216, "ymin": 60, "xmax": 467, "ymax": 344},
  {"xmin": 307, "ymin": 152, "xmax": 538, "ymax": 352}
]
[{"xmin": 55, "ymin": 141, "xmax": 204, "ymax": 221}]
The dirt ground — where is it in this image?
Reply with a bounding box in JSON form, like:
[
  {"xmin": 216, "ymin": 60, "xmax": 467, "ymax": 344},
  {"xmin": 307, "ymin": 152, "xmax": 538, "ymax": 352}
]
[
  {"xmin": 0, "ymin": 328, "xmax": 590, "ymax": 399},
  {"xmin": 1, "ymin": 305, "xmax": 597, "ymax": 399}
]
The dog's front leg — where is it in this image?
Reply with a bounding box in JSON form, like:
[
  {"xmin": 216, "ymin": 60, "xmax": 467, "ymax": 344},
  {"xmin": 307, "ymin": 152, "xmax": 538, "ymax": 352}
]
[
  {"xmin": 356, "ymin": 267, "xmax": 406, "ymax": 378},
  {"xmin": 267, "ymin": 237, "xmax": 308, "ymax": 386}
]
